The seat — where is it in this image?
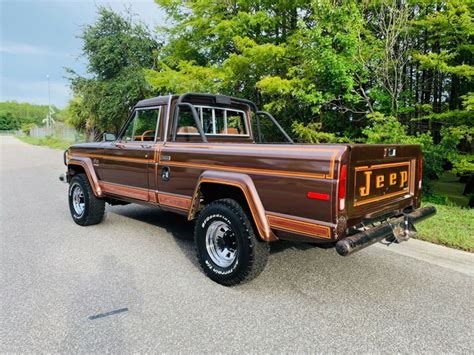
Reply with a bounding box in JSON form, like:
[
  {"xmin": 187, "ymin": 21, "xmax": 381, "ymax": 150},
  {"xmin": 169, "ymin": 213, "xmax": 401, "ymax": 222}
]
[
  {"xmin": 140, "ymin": 130, "xmax": 156, "ymax": 141},
  {"xmin": 178, "ymin": 126, "xmax": 199, "ymax": 134},
  {"xmin": 220, "ymin": 127, "xmax": 239, "ymax": 135}
]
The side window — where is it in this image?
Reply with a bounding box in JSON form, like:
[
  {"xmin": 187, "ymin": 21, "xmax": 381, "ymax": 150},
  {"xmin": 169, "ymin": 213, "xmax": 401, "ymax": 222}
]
[
  {"xmin": 201, "ymin": 107, "xmax": 213, "ymax": 134},
  {"xmin": 122, "ymin": 112, "xmax": 137, "ymax": 141},
  {"xmin": 176, "ymin": 105, "xmax": 248, "ymax": 136},
  {"xmin": 176, "ymin": 106, "xmax": 199, "ymax": 134},
  {"xmin": 121, "ymin": 107, "xmax": 161, "ymax": 142},
  {"xmin": 226, "ymin": 110, "xmax": 246, "ymax": 135},
  {"xmin": 214, "ymin": 108, "xmax": 225, "ymax": 134}
]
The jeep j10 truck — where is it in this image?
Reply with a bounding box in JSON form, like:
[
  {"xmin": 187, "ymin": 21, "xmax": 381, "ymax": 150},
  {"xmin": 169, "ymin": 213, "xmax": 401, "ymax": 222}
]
[{"xmin": 61, "ymin": 92, "xmax": 436, "ymax": 285}]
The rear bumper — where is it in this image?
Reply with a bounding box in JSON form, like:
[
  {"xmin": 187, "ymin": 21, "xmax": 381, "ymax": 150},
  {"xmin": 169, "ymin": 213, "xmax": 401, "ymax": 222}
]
[{"xmin": 336, "ymin": 206, "xmax": 436, "ymax": 256}]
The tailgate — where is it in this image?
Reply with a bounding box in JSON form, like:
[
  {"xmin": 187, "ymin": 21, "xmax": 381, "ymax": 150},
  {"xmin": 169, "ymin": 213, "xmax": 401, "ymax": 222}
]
[{"xmin": 346, "ymin": 144, "xmax": 422, "ymax": 219}]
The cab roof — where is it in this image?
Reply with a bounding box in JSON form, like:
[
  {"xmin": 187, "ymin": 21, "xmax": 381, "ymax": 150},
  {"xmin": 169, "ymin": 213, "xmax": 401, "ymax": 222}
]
[
  {"xmin": 135, "ymin": 95, "xmax": 172, "ymax": 108},
  {"xmin": 134, "ymin": 93, "xmax": 257, "ymax": 111}
]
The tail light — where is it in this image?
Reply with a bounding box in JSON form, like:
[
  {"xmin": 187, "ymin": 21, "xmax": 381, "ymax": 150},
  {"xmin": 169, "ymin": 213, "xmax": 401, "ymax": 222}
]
[
  {"xmin": 338, "ymin": 164, "xmax": 347, "ymax": 211},
  {"xmin": 418, "ymin": 158, "xmax": 423, "ymax": 189}
]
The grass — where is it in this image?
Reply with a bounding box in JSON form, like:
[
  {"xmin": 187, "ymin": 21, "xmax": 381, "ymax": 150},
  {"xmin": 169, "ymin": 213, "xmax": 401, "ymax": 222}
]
[
  {"xmin": 17, "ymin": 135, "xmax": 74, "ymax": 150},
  {"xmin": 432, "ymin": 171, "xmax": 469, "ymax": 207},
  {"xmin": 416, "ymin": 202, "xmax": 474, "ymax": 252}
]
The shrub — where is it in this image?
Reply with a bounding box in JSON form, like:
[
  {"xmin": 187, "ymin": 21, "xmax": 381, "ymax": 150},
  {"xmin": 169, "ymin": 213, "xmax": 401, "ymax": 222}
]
[
  {"xmin": 21, "ymin": 123, "xmax": 36, "ymax": 135},
  {"xmin": 361, "ymin": 113, "xmax": 468, "ymax": 194},
  {"xmin": 292, "ymin": 121, "xmax": 352, "ymax": 143}
]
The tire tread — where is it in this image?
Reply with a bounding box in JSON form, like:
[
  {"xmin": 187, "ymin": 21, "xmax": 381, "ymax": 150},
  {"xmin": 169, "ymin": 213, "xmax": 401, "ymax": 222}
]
[
  {"xmin": 69, "ymin": 174, "xmax": 105, "ymax": 226},
  {"xmin": 195, "ymin": 198, "xmax": 269, "ymax": 286}
]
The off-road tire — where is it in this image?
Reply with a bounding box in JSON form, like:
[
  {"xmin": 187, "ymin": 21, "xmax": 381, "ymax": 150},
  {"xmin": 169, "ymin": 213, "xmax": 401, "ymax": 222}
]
[
  {"xmin": 68, "ymin": 174, "xmax": 105, "ymax": 226},
  {"xmin": 194, "ymin": 198, "xmax": 269, "ymax": 286}
]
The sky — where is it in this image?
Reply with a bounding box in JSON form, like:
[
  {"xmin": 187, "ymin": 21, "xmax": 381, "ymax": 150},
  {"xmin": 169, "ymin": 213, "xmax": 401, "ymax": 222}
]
[{"xmin": 0, "ymin": 0, "xmax": 165, "ymax": 108}]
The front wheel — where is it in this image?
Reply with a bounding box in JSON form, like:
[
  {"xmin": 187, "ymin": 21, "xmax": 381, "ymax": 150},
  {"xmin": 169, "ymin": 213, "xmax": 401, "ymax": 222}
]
[
  {"xmin": 68, "ymin": 174, "xmax": 105, "ymax": 226},
  {"xmin": 194, "ymin": 198, "xmax": 269, "ymax": 286}
]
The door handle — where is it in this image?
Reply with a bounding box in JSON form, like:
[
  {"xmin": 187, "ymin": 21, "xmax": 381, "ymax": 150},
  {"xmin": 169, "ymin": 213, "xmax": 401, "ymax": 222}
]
[
  {"xmin": 114, "ymin": 142, "xmax": 125, "ymax": 148},
  {"xmin": 161, "ymin": 166, "xmax": 170, "ymax": 181},
  {"xmin": 141, "ymin": 144, "xmax": 152, "ymax": 149}
]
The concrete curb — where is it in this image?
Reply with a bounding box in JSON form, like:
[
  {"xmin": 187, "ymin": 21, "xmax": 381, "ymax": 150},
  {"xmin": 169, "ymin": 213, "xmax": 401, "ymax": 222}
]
[{"xmin": 374, "ymin": 238, "xmax": 474, "ymax": 276}]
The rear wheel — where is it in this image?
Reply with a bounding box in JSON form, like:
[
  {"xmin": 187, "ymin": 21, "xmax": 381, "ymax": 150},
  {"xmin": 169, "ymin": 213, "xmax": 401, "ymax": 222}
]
[
  {"xmin": 68, "ymin": 174, "xmax": 105, "ymax": 226},
  {"xmin": 194, "ymin": 198, "xmax": 269, "ymax": 286}
]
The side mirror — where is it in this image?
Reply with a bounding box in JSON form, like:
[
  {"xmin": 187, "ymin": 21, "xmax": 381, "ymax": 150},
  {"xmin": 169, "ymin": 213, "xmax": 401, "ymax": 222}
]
[{"xmin": 103, "ymin": 133, "xmax": 116, "ymax": 142}]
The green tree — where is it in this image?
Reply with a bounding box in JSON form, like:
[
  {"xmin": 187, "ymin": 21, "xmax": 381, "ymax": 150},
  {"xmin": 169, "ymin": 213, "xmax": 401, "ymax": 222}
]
[
  {"xmin": 69, "ymin": 1, "xmax": 473, "ymax": 187},
  {"xmin": 0, "ymin": 101, "xmax": 62, "ymax": 130},
  {"xmin": 0, "ymin": 113, "xmax": 19, "ymax": 130},
  {"xmin": 67, "ymin": 7, "xmax": 160, "ymax": 137}
]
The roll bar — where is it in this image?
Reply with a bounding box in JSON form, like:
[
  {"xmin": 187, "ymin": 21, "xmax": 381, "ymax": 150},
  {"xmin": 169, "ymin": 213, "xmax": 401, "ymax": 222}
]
[
  {"xmin": 256, "ymin": 111, "xmax": 294, "ymax": 144},
  {"xmin": 171, "ymin": 92, "xmax": 293, "ymax": 144},
  {"xmin": 171, "ymin": 102, "xmax": 208, "ymax": 142}
]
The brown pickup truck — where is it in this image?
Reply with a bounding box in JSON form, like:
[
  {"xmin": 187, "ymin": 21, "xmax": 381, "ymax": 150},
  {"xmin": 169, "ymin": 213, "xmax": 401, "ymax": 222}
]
[{"xmin": 61, "ymin": 92, "xmax": 436, "ymax": 285}]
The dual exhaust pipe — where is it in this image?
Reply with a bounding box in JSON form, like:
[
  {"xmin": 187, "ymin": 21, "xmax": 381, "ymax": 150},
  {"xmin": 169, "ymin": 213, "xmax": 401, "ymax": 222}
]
[{"xmin": 336, "ymin": 206, "xmax": 437, "ymax": 256}]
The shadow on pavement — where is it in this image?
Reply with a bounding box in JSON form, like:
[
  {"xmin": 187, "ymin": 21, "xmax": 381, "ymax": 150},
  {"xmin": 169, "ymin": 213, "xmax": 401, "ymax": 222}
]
[
  {"xmin": 111, "ymin": 206, "xmax": 200, "ymax": 269},
  {"xmin": 110, "ymin": 205, "xmax": 331, "ymax": 272}
]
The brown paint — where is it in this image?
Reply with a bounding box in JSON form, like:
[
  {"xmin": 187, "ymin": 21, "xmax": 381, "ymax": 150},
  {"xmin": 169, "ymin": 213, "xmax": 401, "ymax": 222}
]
[
  {"xmin": 68, "ymin": 157, "xmax": 103, "ymax": 197},
  {"xmin": 66, "ymin": 94, "xmax": 426, "ymax": 244},
  {"xmin": 190, "ymin": 171, "xmax": 278, "ymax": 241}
]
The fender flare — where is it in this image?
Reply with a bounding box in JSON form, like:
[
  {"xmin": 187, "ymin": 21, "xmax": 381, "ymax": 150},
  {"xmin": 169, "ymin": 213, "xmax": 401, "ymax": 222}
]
[
  {"xmin": 188, "ymin": 170, "xmax": 277, "ymax": 242},
  {"xmin": 67, "ymin": 156, "xmax": 103, "ymax": 197}
]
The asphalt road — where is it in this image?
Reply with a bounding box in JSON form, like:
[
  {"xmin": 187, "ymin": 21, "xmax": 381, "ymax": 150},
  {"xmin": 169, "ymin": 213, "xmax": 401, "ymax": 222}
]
[{"xmin": 1, "ymin": 136, "xmax": 473, "ymax": 353}]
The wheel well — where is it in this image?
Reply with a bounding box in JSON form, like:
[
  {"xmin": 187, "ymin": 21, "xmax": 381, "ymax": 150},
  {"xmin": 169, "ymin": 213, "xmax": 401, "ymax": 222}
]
[
  {"xmin": 198, "ymin": 182, "xmax": 268, "ymax": 242},
  {"xmin": 200, "ymin": 182, "xmax": 249, "ymax": 214},
  {"xmin": 68, "ymin": 164, "xmax": 86, "ymax": 176}
]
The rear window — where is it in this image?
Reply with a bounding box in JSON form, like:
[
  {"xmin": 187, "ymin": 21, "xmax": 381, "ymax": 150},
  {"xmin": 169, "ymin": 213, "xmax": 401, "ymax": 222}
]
[{"xmin": 177, "ymin": 106, "xmax": 248, "ymax": 136}]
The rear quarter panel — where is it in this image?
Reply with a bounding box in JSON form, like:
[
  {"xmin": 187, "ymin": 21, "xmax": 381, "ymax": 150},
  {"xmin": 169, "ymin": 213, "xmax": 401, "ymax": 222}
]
[{"xmin": 160, "ymin": 143, "xmax": 347, "ymax": 240}]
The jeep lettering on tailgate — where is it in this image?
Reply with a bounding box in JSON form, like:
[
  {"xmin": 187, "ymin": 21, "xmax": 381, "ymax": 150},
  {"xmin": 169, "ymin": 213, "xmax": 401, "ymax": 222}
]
[
  {"xmin": 60, "ymin": 92, "xmax": 436, "ymax": 286},
  {"xmin": 354, "ymin": 162, "xmax": 411, "ymax": 207}
]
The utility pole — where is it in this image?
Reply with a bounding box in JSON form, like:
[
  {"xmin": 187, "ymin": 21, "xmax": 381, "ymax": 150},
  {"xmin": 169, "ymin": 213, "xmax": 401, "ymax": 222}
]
[{"xmin": 47, "ymin": 74, "xmax": 51, "ymax": 132}]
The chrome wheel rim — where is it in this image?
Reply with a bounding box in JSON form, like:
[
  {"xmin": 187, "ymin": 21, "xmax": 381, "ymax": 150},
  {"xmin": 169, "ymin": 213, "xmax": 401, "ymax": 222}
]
[
  {"xmin": 205, "ymin": 220, "xmax": 237, "ymax": 268},
  {"xmin": 71, "ymin": 184, "xmax": 85, "ymax": 217}
]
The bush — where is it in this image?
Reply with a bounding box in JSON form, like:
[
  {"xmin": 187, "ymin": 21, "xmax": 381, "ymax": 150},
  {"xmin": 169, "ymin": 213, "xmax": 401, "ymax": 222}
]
[
  {"xmin": 422, "ymin": 193, "xmax": 451, "ymax": 206},
  {"xmin": 0, "ymin": 113, "xmax": 19, "ymax": 130},
  {"xmin": 292, "ymin": 121, "xmax": 352, "ymax": 143},
  {"xmin": 362, "ymin": 113, "xmax": 466, "ymax": 194},
  {"xmin": 21, "ymin": 123, "xmax": 36, "ymax": 135},
  {"xmin": 452, "ymin": 155, "xmax": 474, "ymax": 176}
]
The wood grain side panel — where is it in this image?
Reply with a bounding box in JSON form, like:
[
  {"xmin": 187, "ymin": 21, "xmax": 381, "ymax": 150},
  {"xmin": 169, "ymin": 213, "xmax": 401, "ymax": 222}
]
[
  {"xmin": 267, "ymin": 213, "xmax": 332, "ymax": 239},
  {"xmin": 100, "ymin": 181, "xmax": 149, "ymax": 201},
  {"xmin": 157, "ymin": 192, "xmax": 192, "ymax": 210}
]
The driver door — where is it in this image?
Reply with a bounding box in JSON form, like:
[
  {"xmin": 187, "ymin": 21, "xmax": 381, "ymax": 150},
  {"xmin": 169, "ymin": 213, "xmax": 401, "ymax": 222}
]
[{"xmin": 97, "ymin": 107, "xmax": 162, "ymax": 201}]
